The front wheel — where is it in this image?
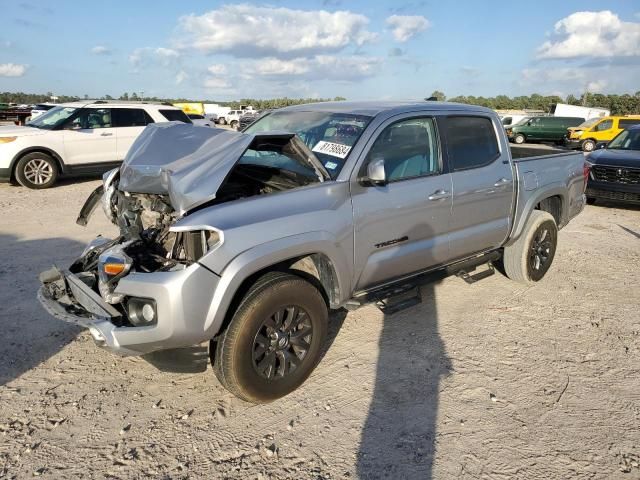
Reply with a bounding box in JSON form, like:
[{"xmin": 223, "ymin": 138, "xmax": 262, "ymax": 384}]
[
  {"xmin": 501, "ymin": 210, "xmax": 558, "ymax": 283},
  {"xmin": 15, "ymin": 152, "xmax": 59, "ymax": 189},
  {"xmin": 582, "ymin": 139, "xmax": 596, "ymax": 152},
  {"xmin": 212, "ymin": 272, "xmax": 328, "ymax": 403},
  {"xmin": 514, "ymin": 133, "xmax": 526, "ymax": 144},
  {"xmin": 230, "ymin": 120, "xmax": 239, "ymax": 130}
]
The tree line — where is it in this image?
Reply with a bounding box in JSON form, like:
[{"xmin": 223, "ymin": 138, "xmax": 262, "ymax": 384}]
[
  {"xmin": 431, "ymin": 91, "xmax": 640, "ymax": 116},
  {"xmin": 2, "ymin": 90, "xmax": 640, "ymax": 115},
  {"xmin": 0, "ymin": 91, "xmax": 346, "ymax": 110}
]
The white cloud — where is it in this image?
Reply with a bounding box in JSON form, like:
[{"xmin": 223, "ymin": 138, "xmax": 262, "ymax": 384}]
[
  {"xmin": 0, "ymin": 63, "xmax": 27, "ymax": 77},
  {"xmin": 521, "ymin": 67, "xmax": 586, "ymax": 84},
  {"xmin": 204, "ymin": 77, "xmax": 233, "ymax": 90},
  {"xmin": 91, "ymin": 45, "xmax": 111, "ymax": 55},
  {"xmin": 175, "ymin": 70, "xmax": 188, "ymax": 85},
  {"xmin": 177, "ymin": 4, "xmax": 376, "ymax": 57},
  {"xmin": 129, "ymin": 47, "xmax": 180, "ymax": 67},
  {"xmin": 386, "ymin": 15, "xmax": 430, "ymax": 42},
  {"xmin": 248, "ymin": 55, "xmax": 381, "ymax": 81},
  {"xmin": 155, "ymin": 47, "xmax": 179, "ymax": 64},
  {"xmin": 207, "ymin": 64, "xmax": 227, "ymax": 75},
  {"xmin": 254, "ymin": 58, "xmax": 311, "ymax": 76},
  {"xmin": 586, "ymin": 79, "xmax": 607, "ymax": 93},
  {"xmin": 537, "ymin": 10, "xmax": 640, "ymax": 59}
]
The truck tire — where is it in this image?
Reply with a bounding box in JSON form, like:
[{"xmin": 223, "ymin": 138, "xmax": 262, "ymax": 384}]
[
  {"xmin": 218, "ymin": 117, "xmax": 227, "ymax": 125},
  {"xmin": 15, "ymin": 152, "xmax": 59, "ymax": 189},
  {"xmin": 230, "ymin": 120, "xmax": 239, "ymax": 130},
  {"xmin": 582, "ymin": 139, "xmax": 596, "ymax": 152},
  {"xmin": 514, "ymin": 133, "xmax": 526, "ymax": 144},
  {"xmin": 212, "ymin": 272, "xmax": 328, "ymax": 403},
  {"xmin": 502, "ymin": 210, "xmax": 557, "ymax": 283}
]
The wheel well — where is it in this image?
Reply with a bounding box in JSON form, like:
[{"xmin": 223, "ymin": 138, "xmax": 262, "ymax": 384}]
[
  {"xmin": 12, "ymin": 148, "xmax": 64, "ymax": 180},
  {"xmin": 535, "ymin": 195, "xmax": 562, "ymax": 225},
  {"xmin": 211, "ymin": 253, "xmax": 340, "ymax": 350}
]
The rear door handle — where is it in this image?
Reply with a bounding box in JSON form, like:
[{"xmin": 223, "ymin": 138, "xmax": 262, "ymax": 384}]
[
  {"xmin": 428, "ymin": 189, "xmax": 450, "ymax": 201},
  {"xmin": 494, "ymin": 178, "xmax": 512, "ymax": 187},
  {"xmin": 100, "ymin": 132, "xmax": 113, "ymax": 137}
]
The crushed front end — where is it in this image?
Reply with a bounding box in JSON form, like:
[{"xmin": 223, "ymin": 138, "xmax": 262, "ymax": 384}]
[{"xmin": 38, "ymin": 167, "xmax": 222, "ymax": 356}]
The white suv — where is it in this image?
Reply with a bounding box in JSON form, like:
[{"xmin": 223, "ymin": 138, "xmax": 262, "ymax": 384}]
[{"xmin": 0, "ymin": 101, "xmax": 191, "ymax": 189}]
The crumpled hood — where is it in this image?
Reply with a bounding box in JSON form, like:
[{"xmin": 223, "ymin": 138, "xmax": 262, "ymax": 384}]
[
  {"xmin": 118, "ymin": 122, "xmax": 327, "ymax": 216},
  {"xmin": 0, "ymin": 125, "xmax": 47, "ymax": 137}
]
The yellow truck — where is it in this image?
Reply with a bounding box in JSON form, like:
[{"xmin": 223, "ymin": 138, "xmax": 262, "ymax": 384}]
[
  {"xmin": 566, "ymin": 116, "xmax": 640, "ymax": 152},
  {"xmin": 173, "ymin": 102, "xmax": 204, "ymax": 116}
]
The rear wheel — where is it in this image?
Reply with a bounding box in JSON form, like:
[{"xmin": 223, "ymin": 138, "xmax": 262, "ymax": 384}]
[
  {"xmin": 582, "ymin": 139, "xmax": 596, "ymax": 152},
  {"xmin": 212, "ymin": 272, "xmax": 328, "ymax": 403},
  {"xmin": 514, "ymin": 133, "xmax": 526, "ymax": 144},
  {"xmin": 15, "ymin": 152, "xmax": 58, "ymax": 189},
  {"xmin": 230, "ymin": 120, "xmax": 239, "ymax": 130},
  {"xmin": 218, "ymin": 117, "xmax": 227, "ymax": 125},
  {"xmin": 502, "ymin": 210, "xmax": 558, "ymax": 283}
]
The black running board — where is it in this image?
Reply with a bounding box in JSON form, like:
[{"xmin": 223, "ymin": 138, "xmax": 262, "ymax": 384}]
[{"xmin": 347, "ymin": 250, "xmax": 501, "ymax": 313}]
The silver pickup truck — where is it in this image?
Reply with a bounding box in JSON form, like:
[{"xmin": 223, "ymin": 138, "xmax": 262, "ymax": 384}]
[{"xmin": 38, "ymin": 101, "xmax": 588, "ymax": 403}]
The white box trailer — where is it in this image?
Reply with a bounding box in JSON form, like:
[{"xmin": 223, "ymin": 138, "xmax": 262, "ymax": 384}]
[{"xmin": 551, "ymin": 103, "xmax": 609, "ymax": 120}]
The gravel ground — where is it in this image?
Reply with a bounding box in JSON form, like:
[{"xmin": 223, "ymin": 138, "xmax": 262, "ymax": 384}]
[{"xmin": 0, "ymin": 179, "xmax": 639, "ymax": 479}]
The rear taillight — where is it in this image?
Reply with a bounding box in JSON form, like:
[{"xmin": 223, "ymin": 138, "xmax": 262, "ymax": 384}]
[{"xmin": 583, "ymin": 162, "xmax": 591, "ymax": 192}]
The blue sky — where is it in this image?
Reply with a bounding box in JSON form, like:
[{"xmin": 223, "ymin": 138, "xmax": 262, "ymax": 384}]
[{"xmin": 1, "ymin": 0, "xmax": 639, "ymax": 101}]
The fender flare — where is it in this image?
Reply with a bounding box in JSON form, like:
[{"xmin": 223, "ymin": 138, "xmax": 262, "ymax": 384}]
[
  {"xmin": 202, "ymin": 231, "xmax": 351, "ymax": 337},
  {"xmin": 506, "ymin": 184, "xmax": 568, "ymax": 245}
]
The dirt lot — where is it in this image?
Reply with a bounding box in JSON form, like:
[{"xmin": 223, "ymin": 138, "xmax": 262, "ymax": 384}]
[{"xmin": 0, "ymin": 178, "xmax": 639, "ymax": 480}]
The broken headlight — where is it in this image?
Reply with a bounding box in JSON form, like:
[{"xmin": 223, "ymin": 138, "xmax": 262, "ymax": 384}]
[{"xmin": 98, "ymin": 244, "xmax": 133, "ymax": 304}]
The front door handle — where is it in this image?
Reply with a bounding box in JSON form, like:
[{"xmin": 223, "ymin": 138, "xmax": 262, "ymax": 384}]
[
  {"xmin": 428, "ymin": 189, "xmax": 450, "ymax": 201},
  {"xmin": 100, "ymin": 132, "xmax": 113, "ymax": 137},
  {"xmin": 494, "ymin": 178, "xmax": 512, "ymax": 187}
]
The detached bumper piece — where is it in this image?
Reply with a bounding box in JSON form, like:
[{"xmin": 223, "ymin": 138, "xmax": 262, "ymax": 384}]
[{"xmin": 38, "ymin": 266, "xmax": 121, "ymax": 327}]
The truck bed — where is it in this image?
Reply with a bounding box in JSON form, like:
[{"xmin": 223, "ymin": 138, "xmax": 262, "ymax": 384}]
[
  {"xmin": 508, "ymin": 145, "xmax": 586, "ymax": 241},
  {"xmin": 510, "ymin": 144, "xmax": 574, "ymax": 160}
]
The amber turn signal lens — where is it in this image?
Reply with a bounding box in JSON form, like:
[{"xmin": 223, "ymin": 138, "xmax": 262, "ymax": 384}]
[
  {"xmin": 103, "ymin": 263, "xmax": 126, "ymax": 276},
  {"xmin": 0, "ymin": 136, "xmax": 17, "ymax": 144}
]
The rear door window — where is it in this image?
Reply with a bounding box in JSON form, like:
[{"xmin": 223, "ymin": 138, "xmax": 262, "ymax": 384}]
[
  {"xmin": 445, "ymin": 116, "xmax": 499, "ymax": 171},
  {"xmin": 112, "ymin": 108, "xmax": 154, "ymax": 127},
  {"xmin": 619, "ymin": 119, "xmax": 640, "ymax": 128}
]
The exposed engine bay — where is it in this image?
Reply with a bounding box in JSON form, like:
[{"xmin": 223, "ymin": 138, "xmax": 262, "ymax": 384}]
[{"xmin": 62, "ymin": 126, "xmax": 328, "ymax": 318}]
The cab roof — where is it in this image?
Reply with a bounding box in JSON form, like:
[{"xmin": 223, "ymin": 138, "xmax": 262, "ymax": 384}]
[
  {"xmin": 57, "ymin": 101, "xmax": 179, "ymax": 109},
  {"xmin": 278, "ymin": 100, "xmax": 496, "ymax": 117}
]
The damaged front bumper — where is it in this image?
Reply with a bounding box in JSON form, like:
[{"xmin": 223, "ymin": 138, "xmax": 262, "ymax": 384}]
[{"xmin": 38, "ymin": 261, "xmax": 220, "ymax": 357}]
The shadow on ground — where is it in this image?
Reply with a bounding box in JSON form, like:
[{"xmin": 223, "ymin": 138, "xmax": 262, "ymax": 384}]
[
  {"xmin": 0, "ymin": 234, "xmax": 85, "ymax": 385},
  {"xmin": 357, "ymin": 221, "xmax": 452, "ymax": 479}
]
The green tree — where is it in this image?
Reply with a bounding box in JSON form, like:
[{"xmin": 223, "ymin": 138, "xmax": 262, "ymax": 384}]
[{"xmin": 429, "ymin": 90, "xmax": 446, "ymax": 102}]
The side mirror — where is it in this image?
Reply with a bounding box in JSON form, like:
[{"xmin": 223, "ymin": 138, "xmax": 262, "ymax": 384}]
[{"xmin": 364, "ymin": 158, "xmax": 387, "ymax": 185}]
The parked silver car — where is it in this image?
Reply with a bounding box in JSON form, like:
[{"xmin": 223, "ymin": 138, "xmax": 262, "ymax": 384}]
[{"xmin": 38, "ymin": 102, "xmax": 587, "ymax": 402}]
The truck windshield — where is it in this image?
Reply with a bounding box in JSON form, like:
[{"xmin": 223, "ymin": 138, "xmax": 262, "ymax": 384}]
[
  {"xmin": 577, "ymin": 118, "xmax": 600, "ymax": 129},
  {"xmin": 28, "ymin": 106, "xmax": 78, "ymax": 129},
  {"xmin": 607, "ymin": 129, "xmax": 640, "ymax": 150},
  {"xmin": 245, "ymin": 111, "xmax": 372, "ymax": 178}
]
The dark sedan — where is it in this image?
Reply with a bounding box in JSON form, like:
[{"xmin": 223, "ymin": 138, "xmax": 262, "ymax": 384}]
[{"xmin": 586, "ymin": 125, "xmax": 640, "ymax": 205}]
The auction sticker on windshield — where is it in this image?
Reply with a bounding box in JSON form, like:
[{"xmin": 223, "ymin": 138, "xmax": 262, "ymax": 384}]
[{"xmin": 312, "ymin": 141, "xmax": 352, "ymax": 159}]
